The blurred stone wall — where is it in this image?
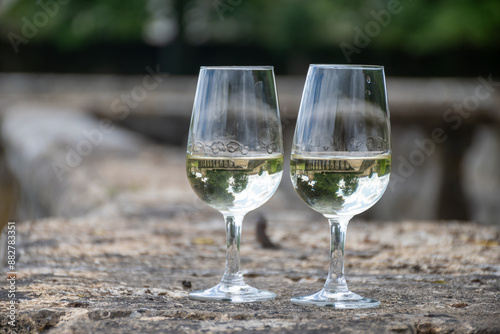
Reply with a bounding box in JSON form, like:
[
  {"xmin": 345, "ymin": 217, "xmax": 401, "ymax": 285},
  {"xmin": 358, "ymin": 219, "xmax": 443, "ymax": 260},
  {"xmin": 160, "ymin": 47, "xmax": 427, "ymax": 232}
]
[{"xmin": 0, "ymin": 74, "xmax": 499, "ymax": 224}]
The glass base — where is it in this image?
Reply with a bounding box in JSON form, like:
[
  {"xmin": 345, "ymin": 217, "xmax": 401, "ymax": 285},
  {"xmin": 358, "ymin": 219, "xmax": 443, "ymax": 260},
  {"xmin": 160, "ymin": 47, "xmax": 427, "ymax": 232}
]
[
  {"xmin": 291, "ymin": 289, "xmax": 380, "ymax": 309},
  {"xmin": 189, "ymin": 282, "xmax": 276, "ymax": 303}
]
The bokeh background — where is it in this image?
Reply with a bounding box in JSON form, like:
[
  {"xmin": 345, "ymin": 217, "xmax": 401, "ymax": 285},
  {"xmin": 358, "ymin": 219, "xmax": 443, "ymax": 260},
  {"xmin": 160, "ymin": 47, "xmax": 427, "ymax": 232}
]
[
  {"xmin": 0, "ymin": 0, "xmax": 499, "ymax": 229},
  {"xmin": 1, "ymin": 0, "xmax": 500, "ymax": 75}
]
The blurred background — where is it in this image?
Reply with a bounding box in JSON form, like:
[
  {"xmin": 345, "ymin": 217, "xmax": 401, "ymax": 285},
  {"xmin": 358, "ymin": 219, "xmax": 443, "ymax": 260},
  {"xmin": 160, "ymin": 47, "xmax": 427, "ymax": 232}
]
[
  {"xmin": 0, "ymin": 0, "xmax": 499, "ymax": 229},
  {"xmin": 1, "ymin": 0, "xmax": 500, "ymax": 75}
]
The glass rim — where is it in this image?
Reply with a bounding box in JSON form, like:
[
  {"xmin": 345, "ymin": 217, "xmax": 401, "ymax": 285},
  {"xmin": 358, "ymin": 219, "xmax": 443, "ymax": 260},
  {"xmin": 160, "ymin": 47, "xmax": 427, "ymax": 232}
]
[
  {"xmin": 200, "ymin": 65, "xmax": 274, "ymax": 70},
  {"xmin": 310, "ymin": 64, "xmax": 384, "ymax": 70}
]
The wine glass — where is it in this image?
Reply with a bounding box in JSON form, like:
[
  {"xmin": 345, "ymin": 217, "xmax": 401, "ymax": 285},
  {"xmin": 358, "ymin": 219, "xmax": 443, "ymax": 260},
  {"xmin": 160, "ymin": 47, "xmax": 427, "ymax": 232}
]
[
  {"xmin": 186, "ymin": 66, "xmax": 284, "ymax": 302},
  {"xmin": 290, "ymin": 64, "xmax": 391, "ymax": 308}
]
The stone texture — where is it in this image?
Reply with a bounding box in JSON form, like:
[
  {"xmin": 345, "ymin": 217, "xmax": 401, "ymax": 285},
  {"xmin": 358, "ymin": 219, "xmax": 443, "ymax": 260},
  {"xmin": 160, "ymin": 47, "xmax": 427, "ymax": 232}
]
[
  {"xmin": 463, "ymin": 125, "xmax": 500, "ymax": 224},
  {"xmin": 1, "ymin": 214, "xmax": 499, "ymax": 333},
  {"xmin": 0, "ymin": 86, "xmax": 500, "ymax": 333},
  {"xmin": 0, "ymin": 74, "xmax": 499, "ymax": 121},
  {"xmin": 1, "ymin": 105, "xmax": 147, "ymax": 219},
  {"xmin": 0, "ymin": 109, "xmax": 499, "ymax": 333},
  {"xmin": 3, "ymin": 74, "xmax": 500, "ymax": 223}
]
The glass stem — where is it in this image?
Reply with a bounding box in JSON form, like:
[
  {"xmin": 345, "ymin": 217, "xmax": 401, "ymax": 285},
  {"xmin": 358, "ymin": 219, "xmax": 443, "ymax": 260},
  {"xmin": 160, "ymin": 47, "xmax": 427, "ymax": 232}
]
[
  {"xmin": 324, "ymin": 216, "xmax": 351, "ymax": 294},
  {"xmin": 221, "ymin": 215, "xmax": 245, "ymax": 287}
]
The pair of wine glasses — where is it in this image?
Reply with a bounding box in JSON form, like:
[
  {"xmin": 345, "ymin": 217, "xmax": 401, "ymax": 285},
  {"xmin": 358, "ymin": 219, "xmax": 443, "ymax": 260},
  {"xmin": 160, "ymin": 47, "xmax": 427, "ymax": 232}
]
[{"xmin": 186, "ymin": 65, "xmax": 391, "ymax": 309}]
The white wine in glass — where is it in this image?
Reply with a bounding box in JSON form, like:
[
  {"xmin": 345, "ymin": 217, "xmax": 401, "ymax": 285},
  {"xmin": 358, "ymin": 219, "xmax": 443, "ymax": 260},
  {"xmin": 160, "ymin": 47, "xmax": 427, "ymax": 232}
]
[
  {"xmin": 290, "ymin": 64, "xmax": 391, "ymax": 308},
  {"xmin": 186, "ymin": 66, "xmax": 283, "ymax": 302}
]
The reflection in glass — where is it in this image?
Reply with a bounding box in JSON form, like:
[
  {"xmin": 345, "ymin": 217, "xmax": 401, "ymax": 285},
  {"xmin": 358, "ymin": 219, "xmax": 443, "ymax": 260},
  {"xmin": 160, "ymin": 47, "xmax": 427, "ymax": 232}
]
[
  {"xmin": 186, "ymin": 66, "xmax": 283, "ymax": 302},
  {"xmin": 290, "ymin": 65, "xmax": 391, "ymax": 308}
]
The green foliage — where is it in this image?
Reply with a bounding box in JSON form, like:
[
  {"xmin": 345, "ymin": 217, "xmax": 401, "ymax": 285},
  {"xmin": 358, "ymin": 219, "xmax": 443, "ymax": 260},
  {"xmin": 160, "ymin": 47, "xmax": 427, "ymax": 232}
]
[
  {"xmin": 187, "ymin": 168, "xmax": 249, "ymax": 207},
  {"xmin": 1, "ymin": 0, "xmax": 147, "ymax": 50},
  {"xmin": 196, "ymin": 0, "xmax": 500, "ymax": 54},
  {"xmin": 367, "ymin": 0, "xmax": 500, "ymax": 54},
  {"xmin": 1, "ymin": 0, "xmax": 499, "ymax": 54},
  {"xmin": 295, "ymin": 172, "xmax": 360, "ymax": 213},
  {"xmin": 265, "ymin": 158, "xmax": 283, "ymax": 176},
  {"xmin": 377, "ymin": 158, "xmax": 390, "ymax": 177}
]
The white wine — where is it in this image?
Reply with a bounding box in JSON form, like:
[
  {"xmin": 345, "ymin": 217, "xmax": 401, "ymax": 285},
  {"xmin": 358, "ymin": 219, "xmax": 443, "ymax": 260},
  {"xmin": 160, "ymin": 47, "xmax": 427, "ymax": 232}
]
[
  {"xmin": 290, "ymin": 153, "xmax": 391, "ymax": 217},
  {"xmin": 187, "ymin": 155, "xmax": 283, "ymax": 214}
]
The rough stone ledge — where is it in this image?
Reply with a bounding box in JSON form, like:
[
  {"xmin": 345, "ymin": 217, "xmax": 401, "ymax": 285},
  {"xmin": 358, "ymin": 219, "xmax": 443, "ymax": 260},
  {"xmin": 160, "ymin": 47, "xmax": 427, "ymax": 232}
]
[
  {"xmin": 1, "ymin": 215, "xmax": 499, "ymax": 333},
  {"xmin": 1, "ymin": 73, "xmax": 499, "ymax": 121},
  {"xmin": 1, "ymin": 99, "xmax": 499, "ymax": 333}
]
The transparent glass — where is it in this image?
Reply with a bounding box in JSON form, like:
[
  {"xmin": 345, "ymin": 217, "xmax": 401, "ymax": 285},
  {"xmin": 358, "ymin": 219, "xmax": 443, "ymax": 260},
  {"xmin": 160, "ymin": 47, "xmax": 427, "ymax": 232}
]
[
  {"xmin": 290, "ymin": 64, "xmax": 391, "ymax": 308},
  {"xmin": 186, "ymin": 66, "xmax": 284, "ymax": 302}
]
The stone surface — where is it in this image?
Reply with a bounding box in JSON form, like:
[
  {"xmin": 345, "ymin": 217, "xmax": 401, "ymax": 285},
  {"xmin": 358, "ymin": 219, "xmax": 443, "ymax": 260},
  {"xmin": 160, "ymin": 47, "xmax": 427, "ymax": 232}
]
[
  {"xmin": 1, "ymin": 105, "xmax": 148, "ymax": 219},
  {"xmin": 0, "ymin": 74, "xmax": 499, "ymax": 121},
  {"xmin": 0, "ymin": 85, "xmax": 499, "ymax": 332},
  {"xmin": 463, "ymin": 125, "xmax": 500, "ymax": 224},
  {"xmin": 0, "ymin": 109, "xmax": 499, "ymax": 333},
  {"xmin": 1, "ymin": 214, "xmax": 499, "ymax": 333},
  {"xmin": 2, "ymin": 74, "xmax": 500, "ymax": 224}
]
